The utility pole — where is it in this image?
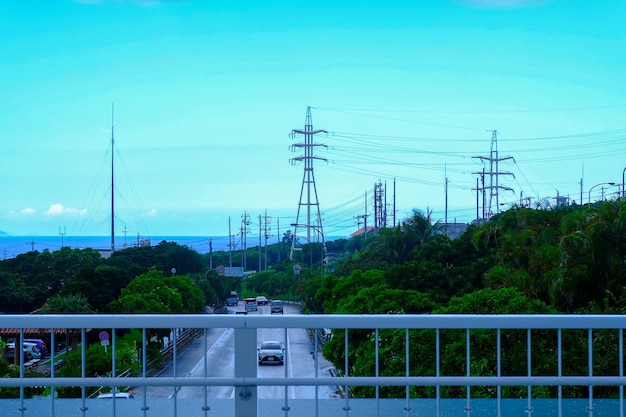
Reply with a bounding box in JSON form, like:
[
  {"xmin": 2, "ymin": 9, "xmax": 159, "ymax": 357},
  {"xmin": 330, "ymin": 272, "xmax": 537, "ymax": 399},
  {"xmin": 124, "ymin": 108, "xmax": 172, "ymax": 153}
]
[
  {"xmin": 580, "ymin": 164, "xmax": 584, "ymax": 205},
  {"xmin": 384, "ymin": 181, "xmax": 388, "ymax": 228},
  {"xmin": 122, "ymin": 226, "xmax": 128, "ymax": 249},
  {"xmin": 26, "ymin": 239, "xmax": 36, "ymax": 252},
  {"xmin": 443, "ymin": 164, "xmax": 448, "ymax": 235},
  {"xmin": 276, "ymin": 217, "xmax": 281, "ymax": 262},
  {"xmin": 256, "ymin": 211, "xmax": 272, "ymax": 271},
  {"xmin": 473, "ymin": 130, "xmax": 514, "ymax": 218},
  {"xmin": 263, "ymin": 210, "xmax": 272, "ymax": 271},
  {"xmin": 373, "ymin": 181, "xmax": 386, "ymax": 231},
  {"xmin": 393, "ymin": 177, "xmax": 396, "ymax": 227},
  {"xmin": 209, "ymin": 238, "xmax": 213, "ymax": 270},
  {"xmin": 354, "ymin": 190, "xmax": 370, "ymax": 238},
  {"xmin": 228, "ymin": 216, "xmax": 233, "ymax": 268},
  {"xmin": 289, "ymin": 106, "xmax": 327, "ymax": 264},
  {"xmin": 241, "ymin": 212, "xmax": 250, "ymax": 270},
  {"xmin": 110, "ymin": 103, "xmax": 115, "ymax": 253},
  {"xmin": 520, "ymin": 191, "xmax": 533, "ymax": 208},
  {"xmin": 355, "ymin": 212, "xmax": 369, "ymax": 238},
  {"xmin": 59, "ymin": 226, "xmax": 66, "ymax": 248},
  {"xmin": 355, "ymin": 213, "xmax": 362, "ymax": 231}
]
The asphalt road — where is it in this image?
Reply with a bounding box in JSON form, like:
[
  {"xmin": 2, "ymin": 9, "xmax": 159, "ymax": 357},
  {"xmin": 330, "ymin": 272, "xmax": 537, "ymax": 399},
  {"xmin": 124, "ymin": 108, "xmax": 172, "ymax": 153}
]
[{"xmin": 133, "ymin": 302, "xmax": 337, "ymax": 399}]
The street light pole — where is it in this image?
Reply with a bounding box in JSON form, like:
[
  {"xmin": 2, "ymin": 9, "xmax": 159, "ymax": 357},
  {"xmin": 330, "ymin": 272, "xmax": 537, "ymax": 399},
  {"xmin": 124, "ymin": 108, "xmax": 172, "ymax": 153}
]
[{"xmin": 588, "ymin": 182, "xmax": 616, "ymax": 204}]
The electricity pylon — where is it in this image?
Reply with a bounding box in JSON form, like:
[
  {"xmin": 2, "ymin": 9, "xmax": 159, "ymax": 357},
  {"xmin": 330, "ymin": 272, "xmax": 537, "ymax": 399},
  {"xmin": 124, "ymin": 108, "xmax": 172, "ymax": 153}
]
[
  {"xmin": 473, "ymin": 130, "xmax": 514, "ymax": 218},
  {"xmin": 289, "ymin": 107, "xmax": 327, "ymax": 265}
]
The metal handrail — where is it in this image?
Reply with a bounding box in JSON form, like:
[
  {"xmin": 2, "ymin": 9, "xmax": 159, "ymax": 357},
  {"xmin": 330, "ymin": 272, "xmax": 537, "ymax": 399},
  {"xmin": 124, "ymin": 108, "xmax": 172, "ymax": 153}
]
[
  {"xmin": 4, "ymin": 312, "xmax": 626, "ymax": 329},
  {"xmin": 2, "ymin": 314, "xmax": 625, "ymax": 417}
]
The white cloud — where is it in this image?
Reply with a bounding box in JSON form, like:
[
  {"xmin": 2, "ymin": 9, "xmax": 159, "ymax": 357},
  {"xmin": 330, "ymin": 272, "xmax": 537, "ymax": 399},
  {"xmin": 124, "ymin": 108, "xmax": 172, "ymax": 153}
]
[
  {"xmin": 44, "ymin": 204, "xmax": 88, "ymax": 217},
  {"xmin": 146, "ymin": 209, "xmax": 157, "ymax": 217},
  {"xmin": 20, "ymin": 208, "xmax": 37, "ymax": 215}
]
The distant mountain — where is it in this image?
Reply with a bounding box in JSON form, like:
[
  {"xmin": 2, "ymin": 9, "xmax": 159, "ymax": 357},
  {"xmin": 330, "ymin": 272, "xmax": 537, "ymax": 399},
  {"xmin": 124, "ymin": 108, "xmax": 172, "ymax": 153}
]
[{"xmin": 0, "ymin": 230, "xmax": 8, "ymax": 236}]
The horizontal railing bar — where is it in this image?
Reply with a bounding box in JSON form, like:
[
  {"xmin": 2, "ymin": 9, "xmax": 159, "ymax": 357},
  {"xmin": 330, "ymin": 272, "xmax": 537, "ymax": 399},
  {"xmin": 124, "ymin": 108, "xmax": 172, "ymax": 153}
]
[
  {"xmin": 2, "ymin": 314, "xmax": 626, "ymax": 329},
  {"xmin": 3, "ymin": 376, "xmax": 626, "ymax": 388}
]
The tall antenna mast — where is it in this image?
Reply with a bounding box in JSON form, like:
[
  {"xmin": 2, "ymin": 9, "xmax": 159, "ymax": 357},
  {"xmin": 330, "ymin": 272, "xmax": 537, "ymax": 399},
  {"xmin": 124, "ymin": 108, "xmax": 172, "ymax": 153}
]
[
  {"xmin": 289, "ymin": 107, "xmax": 327, "ymax": 264},
  {"xmin": 111, "ymin": 103, "xmax": 115, "ymax": 253}
]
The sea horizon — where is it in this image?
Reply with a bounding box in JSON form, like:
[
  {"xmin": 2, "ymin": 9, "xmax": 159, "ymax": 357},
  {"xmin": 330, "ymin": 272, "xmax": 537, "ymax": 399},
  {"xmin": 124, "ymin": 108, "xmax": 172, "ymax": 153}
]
[{"xmin": 0, "ymin": 234, "xmax": 348, "ymax": 260}]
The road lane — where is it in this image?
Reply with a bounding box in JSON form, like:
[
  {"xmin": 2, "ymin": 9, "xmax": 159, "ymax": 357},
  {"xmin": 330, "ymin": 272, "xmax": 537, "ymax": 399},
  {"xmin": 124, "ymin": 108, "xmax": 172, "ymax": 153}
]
[
  {"xmin": 133, "ymin": 327, "xmax": 230, "ymax": 399},
  {"xmin": 136, "ymin": 301, "xmax": 338, "ymax": 400},
  {"xmin": 176, "ymin": 327, "xmax": 236, "ymax": 399}
]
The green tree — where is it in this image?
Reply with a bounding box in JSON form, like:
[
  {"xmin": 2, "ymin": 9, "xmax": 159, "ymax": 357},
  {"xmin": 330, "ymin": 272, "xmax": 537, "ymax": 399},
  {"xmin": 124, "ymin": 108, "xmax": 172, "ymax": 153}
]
[
  {"xmin": 57, "ymin": 330, "xmax": 142, "ymax": 398},
  {"xmin": 39, "ymin": 293, "xmax": 94, "ymax": 314},
  {"xmin": 110, "ymin": 270, "xmax": 183, "ymax": 313},
  {"xmin": 334, "ymin": 210, "xmax": 442, "ymax": 277},
  {"xmin": 38, "ymin": 293, "xmax": 93, "ymax": 352},
  {"xmin": 110, "ymin": 270, "xmax": 203, "ymax": 313},
  {"xmin": 317, "ymin": 269, "xmax": 386, "ymax": 313},
  {"xmin": 63, "ymin": 264, "xmax": 129, "ymax": 312},
  {"xmin": 164, "ymin": 275, "xmax": 204, "ymax": 313}
]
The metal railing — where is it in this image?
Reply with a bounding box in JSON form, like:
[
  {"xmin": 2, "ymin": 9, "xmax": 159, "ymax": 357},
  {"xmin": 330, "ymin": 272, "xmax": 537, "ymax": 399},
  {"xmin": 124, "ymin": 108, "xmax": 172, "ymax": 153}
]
[{"xmin": 1, "ymin": 314, "xmax": 625, "ymax": 417}]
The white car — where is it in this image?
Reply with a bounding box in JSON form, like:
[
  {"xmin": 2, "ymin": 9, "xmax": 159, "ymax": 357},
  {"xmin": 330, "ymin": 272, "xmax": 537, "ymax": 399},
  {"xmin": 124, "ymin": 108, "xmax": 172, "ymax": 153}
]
[
  {"xmin": 257, "ymin": 340, "xmax": 284, "ymax": 365},
  {"xmin": 256, "ymin": 296, "xmax": 269, "ymax": 305},
  {"xmin": 6, "ymin": 342, "xmax": 41, "ymax": 360}
]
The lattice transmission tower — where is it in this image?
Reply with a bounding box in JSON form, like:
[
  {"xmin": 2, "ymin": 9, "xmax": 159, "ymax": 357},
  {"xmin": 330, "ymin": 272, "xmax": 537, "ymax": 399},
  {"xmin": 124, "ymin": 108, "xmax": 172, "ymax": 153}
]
[
  {"xmin": 289, "ymin": 107, "xmax": 327, "ymax": 263},
  {"xmin": 473, "ymin": 130, "xmax": 514, "ymax": 218}
]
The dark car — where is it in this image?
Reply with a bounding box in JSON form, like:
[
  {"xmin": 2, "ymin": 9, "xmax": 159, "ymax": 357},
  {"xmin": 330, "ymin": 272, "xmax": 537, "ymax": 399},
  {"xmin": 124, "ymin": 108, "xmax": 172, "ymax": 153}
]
[{"xmin": 244, "ymin": 297, "xmax": 258, "ymax": 312}]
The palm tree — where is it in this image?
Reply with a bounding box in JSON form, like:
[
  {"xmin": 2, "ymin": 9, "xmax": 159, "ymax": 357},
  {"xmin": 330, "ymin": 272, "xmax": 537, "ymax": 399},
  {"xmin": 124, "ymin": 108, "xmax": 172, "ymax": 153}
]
[
  {"xmin": 39, "ymin": 293, "xmax": 94, "ymax": 351},
  {"xmin": 397, "ymin": 209, "xmax": 442, "ymax": 261}
]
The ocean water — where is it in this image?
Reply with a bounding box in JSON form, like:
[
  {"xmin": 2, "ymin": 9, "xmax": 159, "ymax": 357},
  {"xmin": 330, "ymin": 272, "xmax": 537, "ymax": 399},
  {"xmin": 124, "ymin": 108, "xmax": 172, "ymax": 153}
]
[
  {"xmin": 0, "ymin": 233, "xmax": 346, "ymax": 260},
  {"xmin": 0, "ymin": 235, "xmax": 234, "ymax": 259}
]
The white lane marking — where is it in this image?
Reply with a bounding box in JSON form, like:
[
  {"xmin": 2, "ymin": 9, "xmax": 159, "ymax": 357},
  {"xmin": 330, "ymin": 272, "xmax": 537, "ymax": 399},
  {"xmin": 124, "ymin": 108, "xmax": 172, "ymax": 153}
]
[
  {"xmin": 286, "ymin": 329, "xmax": 297, "ymax": 398},
  {"xmin": 169, "ymin": 328, "xmax": 233, "ymax": 399},
  {"xmin": 188, "ymin": 328, "xmax": 232, "ymax": 376}
]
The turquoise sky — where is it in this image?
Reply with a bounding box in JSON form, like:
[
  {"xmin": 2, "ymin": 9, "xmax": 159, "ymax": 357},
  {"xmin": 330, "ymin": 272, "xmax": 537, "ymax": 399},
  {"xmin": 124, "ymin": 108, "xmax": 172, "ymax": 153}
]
[{"xmin": 1, "ymin": 0, "xmax": 625, "ymax": 238}]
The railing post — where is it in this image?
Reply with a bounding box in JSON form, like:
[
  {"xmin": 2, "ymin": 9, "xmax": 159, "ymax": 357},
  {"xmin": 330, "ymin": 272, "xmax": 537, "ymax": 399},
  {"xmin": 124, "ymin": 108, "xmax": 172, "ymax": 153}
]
[{"xmin": 235, "ymin": 327, "xmax": 257, "ymax": 417}]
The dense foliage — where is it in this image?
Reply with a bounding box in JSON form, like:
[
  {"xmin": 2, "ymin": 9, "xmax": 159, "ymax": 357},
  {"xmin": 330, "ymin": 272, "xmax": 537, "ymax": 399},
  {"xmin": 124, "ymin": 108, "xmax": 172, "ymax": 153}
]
[
  {"xmin": 2, "ymin": 201, "xmax": 626, "ymax": 399},
  {"xmin": 0, "ymin": 241, "xmax": 219, "ymax": 314},
  {"xmin": 312, "ymin": 203, "xmax": 626, "ymax": 399}
]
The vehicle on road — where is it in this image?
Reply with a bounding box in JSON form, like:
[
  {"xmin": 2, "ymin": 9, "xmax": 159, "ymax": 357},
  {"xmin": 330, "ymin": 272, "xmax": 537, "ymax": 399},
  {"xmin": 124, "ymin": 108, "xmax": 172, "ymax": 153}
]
[
  {"xmin": 6, "ymin": 342, "xmax": 42, "ymax": 361},
  {"xmin": 270, "ymin": 300, "xmax": 284, "ymax": 314},
  {"xmin": 256, "ymin": 295, "xmax": 269, "ymax": 305},
  {"xmin": 24, "ymin": 338, "xmax": 48, "ymax": 356},
  {"xmin": 226, "ymin": 295, "xmax": 239, "ymax": 306},
  {"xmin": 257, "ymin": 340, "xmax": 284, "ymax": 365},
  {"xmin": 244, "ymin": 297, "xmax": 258, "ymax": 312}
]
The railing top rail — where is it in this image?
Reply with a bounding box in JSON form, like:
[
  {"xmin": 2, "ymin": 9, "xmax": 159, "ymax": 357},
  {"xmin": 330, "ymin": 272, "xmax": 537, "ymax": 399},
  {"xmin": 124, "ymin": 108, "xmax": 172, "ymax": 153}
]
[{"xmin": 1, "ymin": 314, "xmax": 625, "ymax": 329}]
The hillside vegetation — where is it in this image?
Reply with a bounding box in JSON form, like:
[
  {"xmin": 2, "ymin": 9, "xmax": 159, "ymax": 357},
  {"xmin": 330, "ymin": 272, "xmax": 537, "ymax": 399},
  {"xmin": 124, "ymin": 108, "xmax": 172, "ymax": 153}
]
[{"xmin": 1, "ymin": 201, "xmax": 625, "ymax": 399}]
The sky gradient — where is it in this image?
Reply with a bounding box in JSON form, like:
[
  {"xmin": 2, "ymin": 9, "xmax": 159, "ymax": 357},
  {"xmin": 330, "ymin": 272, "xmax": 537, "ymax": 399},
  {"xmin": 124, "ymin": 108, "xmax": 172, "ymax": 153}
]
[{"xmin": 1, "ymin": 0, "xmax": 625, "ymax": 238}]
